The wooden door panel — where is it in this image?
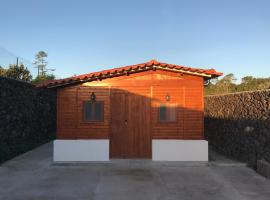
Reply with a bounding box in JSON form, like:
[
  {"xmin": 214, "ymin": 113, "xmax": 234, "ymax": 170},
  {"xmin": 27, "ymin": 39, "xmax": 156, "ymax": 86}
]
[
  {"xmin": 110, "ymin": 89, "xmax": 151, "ymax": 158},
  {"xmin": 127, "ymin": 94, "xmax": 151, "ymax": 158},
  {"xmin": 110, "ymin": 92, "xmax": 127, "ymax": 158}
]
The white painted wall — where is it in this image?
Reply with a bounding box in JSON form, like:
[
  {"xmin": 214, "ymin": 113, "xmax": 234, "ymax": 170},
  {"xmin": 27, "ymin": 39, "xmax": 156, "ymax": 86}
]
[
  {"xmin": 152, "ymin": 140, "xmax": 208, "ymax": 161},
  {"xmin": 53, "ymin": 140, "xmax": 109, "ymax": 161}
]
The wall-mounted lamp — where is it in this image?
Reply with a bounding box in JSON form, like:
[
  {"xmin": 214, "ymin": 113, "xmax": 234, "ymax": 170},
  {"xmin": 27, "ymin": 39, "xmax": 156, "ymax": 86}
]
[
  {"xmin": 204, "ymin": 80, "xmax": 210, "ymax": 86},
  {"xmin": 165, "ymin": 93, "xmax": 170, "ymax": 101},
  {"xmin": 90, "ymin": 92, "xmax": 96, "ymax": 102}
]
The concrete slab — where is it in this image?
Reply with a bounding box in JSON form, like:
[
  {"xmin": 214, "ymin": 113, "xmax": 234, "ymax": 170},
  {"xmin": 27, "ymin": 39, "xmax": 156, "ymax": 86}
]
[{"xmin": 0, "ymin": 142, "xmax": 270, "ymax": 200}]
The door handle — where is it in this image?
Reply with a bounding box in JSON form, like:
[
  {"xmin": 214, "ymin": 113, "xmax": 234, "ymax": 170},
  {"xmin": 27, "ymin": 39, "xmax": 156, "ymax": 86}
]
[{"xmin": 124, "ymin": 120, "xmax": 128, "ymax": 125}]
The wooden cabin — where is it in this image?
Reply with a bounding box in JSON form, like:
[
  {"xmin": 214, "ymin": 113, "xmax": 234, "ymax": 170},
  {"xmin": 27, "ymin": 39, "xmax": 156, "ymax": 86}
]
[{"xmin": 38, "ymin": 60, "xmax": 222, "ymax": 161}]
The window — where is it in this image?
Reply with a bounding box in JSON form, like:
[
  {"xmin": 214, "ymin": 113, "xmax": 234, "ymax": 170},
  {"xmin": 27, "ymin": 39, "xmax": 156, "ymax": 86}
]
[
  {"xmin": 159, "ymin": 104, "xmax": 176, "ymax": 122},
  {"xmin": 83, "ymin": 101, "xmax": 104, "ymax": 122}
]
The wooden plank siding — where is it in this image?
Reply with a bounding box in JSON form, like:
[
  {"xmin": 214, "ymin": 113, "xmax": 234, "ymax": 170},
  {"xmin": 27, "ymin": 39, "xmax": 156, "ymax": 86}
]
[
  {"xmin": 110, "ymin": 90, "xmax": 152, "ymax": 158},
  {"xmin": 57, "ymin": 86, "xmax": 110, "ymax": 139},
  {"xmin": 56, "ymin": 70, "xmax": 204, "ymax": 140}
]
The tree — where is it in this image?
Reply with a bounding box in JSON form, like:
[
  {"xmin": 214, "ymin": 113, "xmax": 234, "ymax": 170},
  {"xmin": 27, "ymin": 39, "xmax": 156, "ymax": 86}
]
[
  {"xmin": 204, "ymin": 73, "xmax": 270, "ymax": 95},
  {"xmin": 32, "ymin": 74, "xmax": 55, "ymax": 84},
  {"xmin": 218, "ymin": 73, "xmax": 237, "ymax": 85},
  {"xmin": 0, "ymin": 63, "xmax": 32, "ymax": 82},
  {"xmin": 237, "ymin": 76, "xmax": 255, "ymax": 92},
  {"xmin": 32, "ymin": 50, "xmax": 55, "ymax": 84},
  {"xmin": 33, "ymin": 51, "xmax": 48, "ymax": 76},
  {"xmin": 0, "ymin": 66, "xmax": 6, "ymax": 76},
  {"xmin": 241, "ymin": 76, "xmax": 254, "ymax": 84},
  {"xmin": 214, "ymin": 73, "xmax": 237, "ymax": 94}
]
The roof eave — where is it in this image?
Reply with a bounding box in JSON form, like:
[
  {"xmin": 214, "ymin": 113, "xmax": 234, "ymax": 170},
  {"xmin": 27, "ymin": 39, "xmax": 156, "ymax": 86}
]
[{"xmin": 36, "ymin": 60, "xmax": 223, "ymax": 88}]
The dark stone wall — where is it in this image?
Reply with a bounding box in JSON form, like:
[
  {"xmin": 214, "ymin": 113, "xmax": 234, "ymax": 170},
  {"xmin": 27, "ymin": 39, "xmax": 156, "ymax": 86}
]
[
  {"xmin": 205, "ymin": 90, "xmax": 270, "ymax": 168},
  {"xmin": 0, "ymin": 77, "xmax": 56, "ymax": 163}
]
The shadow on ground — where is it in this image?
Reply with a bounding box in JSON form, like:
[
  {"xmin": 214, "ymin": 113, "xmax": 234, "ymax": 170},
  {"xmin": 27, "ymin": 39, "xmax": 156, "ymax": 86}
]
[{"xmin": 0, "ymin": 143, "xmax": 270, "ymax": 200}]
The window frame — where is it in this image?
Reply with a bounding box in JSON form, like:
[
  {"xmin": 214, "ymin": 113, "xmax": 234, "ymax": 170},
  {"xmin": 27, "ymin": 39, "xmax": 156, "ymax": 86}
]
[
  {"xmin": 158, "ymin": 103, "xmax": 177, "ymax": 123},
  {"xmin": 83, "ymin": 101, "xmax": 104, "ymax": 123}
]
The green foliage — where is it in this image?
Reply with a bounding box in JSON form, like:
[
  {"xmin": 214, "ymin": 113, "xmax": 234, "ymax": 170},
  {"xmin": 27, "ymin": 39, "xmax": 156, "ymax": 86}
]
[
  {"xmin": 0, "ymin": 51, "xmax": 56, "ymax": 84},
  {"xmin": 236, "ymin": 76, "xmax": 270, "ymax": 92},
  {"xmin": 205, "ymin": 74, "xmax": 270, "ymax": 95},
  {"xmin": 33, "ymin": 51, "xmax": 49, "ymax": 76},
  {"xmin": 31, "ymin": 50, "xmax": 56, "ymax": 84},
  {"xmin": 0, "ymin": 66, "xmax": 6, "ymax": 76},
  {"xmin": 35, "ymin": 51, "xmax": 48, "ymax": 59},
  {"xmin": 31, "ymin": 74, "xmax": 55, "ymax": 84},
  {"xmin": 0, "ymin": 63, "xmax": 32, "ymax": 82}
]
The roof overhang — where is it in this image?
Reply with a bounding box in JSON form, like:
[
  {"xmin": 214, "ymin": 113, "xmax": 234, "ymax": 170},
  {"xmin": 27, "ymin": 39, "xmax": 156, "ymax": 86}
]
[{"xmin": 36, "ymin": 59, "xmax": 223, "ymax": 88}]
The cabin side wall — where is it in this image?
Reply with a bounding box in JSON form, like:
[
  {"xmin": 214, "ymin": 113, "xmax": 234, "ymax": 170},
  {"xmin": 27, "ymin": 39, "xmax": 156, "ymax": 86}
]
[
  {"xmin": 57, "ymin": 86, "xmax": 110, "ymax": 139},
  {"xmin": 56, "ymin": 70, "xmax": 204, "ymax": 140}
]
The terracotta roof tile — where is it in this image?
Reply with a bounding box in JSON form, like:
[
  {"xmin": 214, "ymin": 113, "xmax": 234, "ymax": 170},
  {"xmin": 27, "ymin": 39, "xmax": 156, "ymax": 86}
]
[{"xmin": 36, "ymin": 59, "xmax": 223, "ymax": 88}]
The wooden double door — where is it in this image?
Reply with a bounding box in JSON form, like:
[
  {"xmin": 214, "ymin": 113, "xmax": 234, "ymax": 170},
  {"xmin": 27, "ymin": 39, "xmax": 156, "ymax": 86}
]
[{"xmin": 110, "ymin": 90, "xmax": 151, "ymax": 158}]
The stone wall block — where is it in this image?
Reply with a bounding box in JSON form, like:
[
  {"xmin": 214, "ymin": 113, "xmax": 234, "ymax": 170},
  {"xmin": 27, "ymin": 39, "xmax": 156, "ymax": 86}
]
[
  {"xmin": 205, "ymin": 90, "xmax": 270, "ymax": 168},
  {"xmin": 0, "ymin": 77, "xmax": 56, "ymax": 163}
]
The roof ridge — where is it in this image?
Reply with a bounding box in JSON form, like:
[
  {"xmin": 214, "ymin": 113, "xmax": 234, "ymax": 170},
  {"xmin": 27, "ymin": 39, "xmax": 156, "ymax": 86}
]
[{"xmin": 36, "ymin": 60, "xmax": 223, "ymax": 88}]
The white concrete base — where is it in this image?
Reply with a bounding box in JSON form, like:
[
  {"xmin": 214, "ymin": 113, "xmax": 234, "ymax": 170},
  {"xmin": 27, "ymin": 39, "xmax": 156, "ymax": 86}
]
[
  {"xmin": 53, "ymin": 140, "xmax": 109, "ymax": 161},
  {"xmin": 152, "ymin": 140, "xmax": 208, "ymax": 161}
]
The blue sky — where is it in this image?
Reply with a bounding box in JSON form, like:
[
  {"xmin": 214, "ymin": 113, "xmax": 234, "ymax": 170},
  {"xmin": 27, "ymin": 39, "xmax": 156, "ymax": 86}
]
[{"xmin": 0, "ymin": 0, "xmax": 270, "ymax": 81}]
